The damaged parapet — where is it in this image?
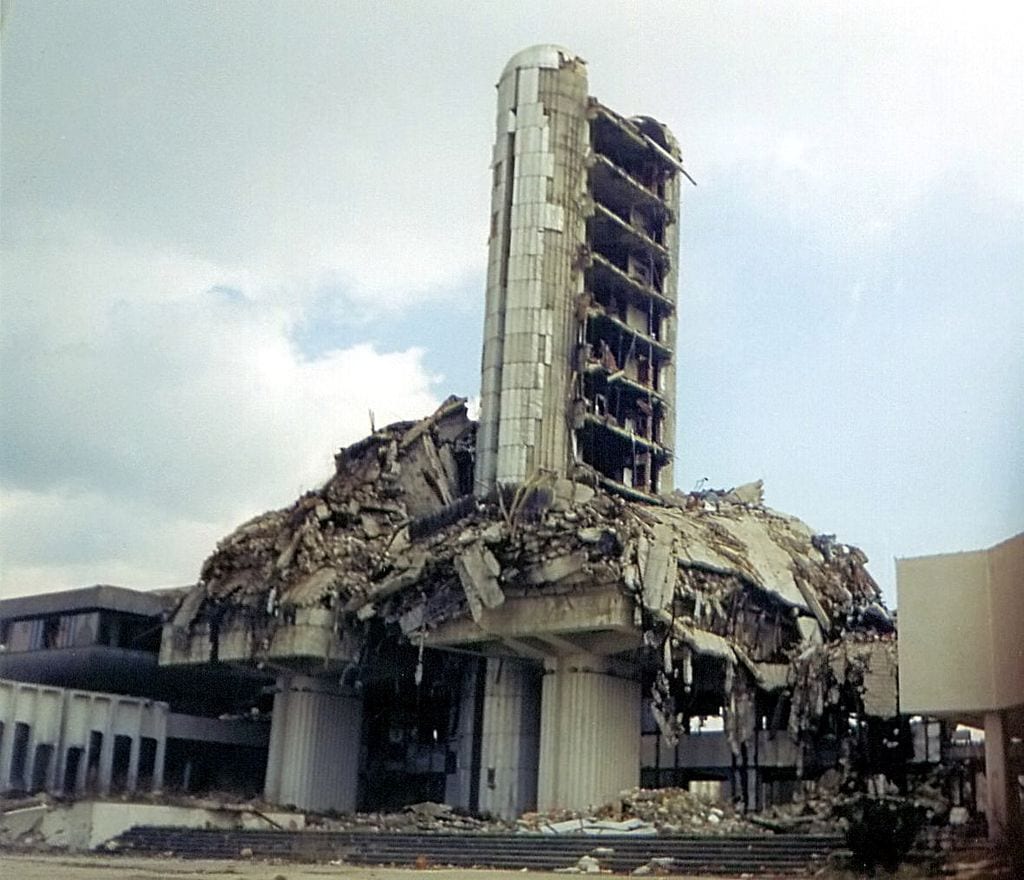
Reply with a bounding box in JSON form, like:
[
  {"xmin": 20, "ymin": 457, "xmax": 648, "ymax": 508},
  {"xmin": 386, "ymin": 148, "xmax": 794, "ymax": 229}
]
[{"xmin": 476, "ymin": 45, "xmax": 685, "ymax": 500}]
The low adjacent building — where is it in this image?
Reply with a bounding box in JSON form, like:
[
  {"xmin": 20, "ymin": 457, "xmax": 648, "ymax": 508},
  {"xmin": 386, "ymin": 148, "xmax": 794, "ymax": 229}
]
[
  {"xmin": 0, "ymin": 585, "xmax": 269, "ymax": 799},
  {"xmin": 897, "ymin": 533, "xmax": 1024, "ymax": 850}
]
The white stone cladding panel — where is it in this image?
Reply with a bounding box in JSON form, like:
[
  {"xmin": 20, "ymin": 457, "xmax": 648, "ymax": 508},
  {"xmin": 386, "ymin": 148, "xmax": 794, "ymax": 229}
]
[
  {"xmin": 515, "ymin": 152, "xmax": 555, "ymax": 178},
  {"xmin": 515, "ymin": 102, "xmax": 547, "ymax": 127},
  {"xmin": 503, "ymin": 362, "xmax": 542, "ymax": 391},
  {"xmin": 517, "ymin": 66, "xmax": 540, "ymax": 102},
  {"xmin": 503, "ymin": 305, "xmax": 544, "ymax": 337},
  {"xmin": 481, "ymin": 343, "xmax": 503, "ymax": 369},
  {"xmin": 513, "ymin": 175, "xmax": 547, "ymax": 204},
  {"xmin": 500, "ymin": 388, "xmax": 545, "ymax": 420},
  {"xmin": 541, "ymin": 203, "xmax": 565, "ymax": 231},
  {"xmin": 496, "ymin": 444, "xmax": 528, "ymax": 480},
  {"xmin": 513, "ymin": 125, "xmax": 544, "ymax": 155},
  {"xmin": 502, "ymin": 332, "xmax": 540, "ymax": 364}
]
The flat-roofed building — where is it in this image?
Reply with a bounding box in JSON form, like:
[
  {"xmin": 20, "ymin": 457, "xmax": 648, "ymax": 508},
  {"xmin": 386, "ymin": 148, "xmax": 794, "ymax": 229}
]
[{"xmin": 897, "ymin": 532, "xmax": 1024, "ymax": 853}]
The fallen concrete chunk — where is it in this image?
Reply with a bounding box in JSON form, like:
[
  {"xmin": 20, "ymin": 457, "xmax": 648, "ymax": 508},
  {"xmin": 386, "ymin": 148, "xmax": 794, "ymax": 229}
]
[
  {"xmin": 540, "ymin": 817, "xmax": 656, "ymax": 836},
  {"xmin": 640, "ymin": 523, "xmax": 676, "ymax": 612},
  {"xmin": 522, "ymin": 550, "xmax": 589, "ymax": 585},
  {"xmin": 454, "ymin": 543, "xmax": 505, "ymax": 622},
  {"xmin": 724, "ymin": 479, "xmax": 764, "ymax": 505},
  {"xmin": 552, "ymin": 477, "xmax": 596, "ymax": 511},
  {"xmin": 349, "ymin": 552, "xmax": 428, "ymax": 610}
]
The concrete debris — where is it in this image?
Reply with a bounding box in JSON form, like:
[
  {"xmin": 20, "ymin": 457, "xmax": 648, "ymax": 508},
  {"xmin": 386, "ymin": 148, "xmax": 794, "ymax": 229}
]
[
  {"xmin": 554, "ymin": 853, "xmax": 604, "ymax": 873},
  {"xmin": 519, "ymin": 787, "xmax": 762, "ymax": 837},
  {"xmin": 789, "ymin": 635, "xmax": 899, "ymax": 739},
  {"xmin": 166, "ymin": 399, "xmax": 893, "ymax": 764},
  {"xmin": 536, "ymin": 817, "xmax": 656, "ymax": 836},
  {"xmin": 454, "ymin": 542, "xmax": 505, "ymax": 621},
  {"xmin": 631, "ymin": 856, "xmax": 676, "ymax": 875},
  {"xmin": 309, "ymin": 804, "xmax": 514, "ymax": 834}
]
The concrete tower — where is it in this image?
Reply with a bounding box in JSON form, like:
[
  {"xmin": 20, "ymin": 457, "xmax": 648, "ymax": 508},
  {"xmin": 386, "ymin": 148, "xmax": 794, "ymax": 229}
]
[{"xmin": 476, "ymin": 45, "xmax": 683, "ymax": 500}]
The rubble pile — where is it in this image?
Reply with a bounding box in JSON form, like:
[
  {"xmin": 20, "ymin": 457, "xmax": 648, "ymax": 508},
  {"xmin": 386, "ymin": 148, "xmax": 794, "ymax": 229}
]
[
  {"xmin": 167, "ymin": 399, "xmax": 895, "ymax": 759},
  {"xmin": 615, "ymin": 787, "xmax": 754, "ymax": 834},
  {"xmin": 518, "ymin": 787, "xmax": 763, "ymax": 836},
  {"xmin": 312, "ymin": 801, "xmax": 514, "ymax": 834},
  {"xmin": 167, "ymin": 397, "xmax": 479, "ymax": 657}
]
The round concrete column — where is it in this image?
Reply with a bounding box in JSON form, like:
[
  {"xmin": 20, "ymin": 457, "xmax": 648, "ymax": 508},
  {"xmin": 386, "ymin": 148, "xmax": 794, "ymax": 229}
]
[
  {"xmin": 477, "ymin": 657, "xmax": 542, "ymax": 819},
  {"xmin": 537, "ymin": 654, "xmax": 641, "ymax": 811},
  {"xmin": 264, "ymin": 674, "xmax": 362, "ymax": 813}
]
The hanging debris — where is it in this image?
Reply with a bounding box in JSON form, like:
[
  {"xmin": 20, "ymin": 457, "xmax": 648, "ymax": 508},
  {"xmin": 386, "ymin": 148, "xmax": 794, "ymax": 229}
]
[{"xmin": 163, "ymin": 401, "xmax": 895, "ymax": 763}]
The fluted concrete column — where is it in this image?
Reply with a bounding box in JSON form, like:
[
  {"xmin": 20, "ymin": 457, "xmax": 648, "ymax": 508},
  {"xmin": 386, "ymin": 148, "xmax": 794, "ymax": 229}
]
[
  {"xmin": 445, "ymin": 659, "xmax": 481, "ymax": 810},
  {"xmin": 477, "ymin": 658, "xmax": 542, "ymax": 818},
  {"xmin": 152, "ymin": 730, "xmax": 166, "ymax": 793},
  {"xmin": 984, "ymin": 711, "xmax": 1022, "ymax": 855},
  {"xmin": 537, "ymin": 654, "xmax": 640, "ymax": 811},
  {"xmin": 264, "ymin": 675, "xmax": 363, "ymax": 813}
]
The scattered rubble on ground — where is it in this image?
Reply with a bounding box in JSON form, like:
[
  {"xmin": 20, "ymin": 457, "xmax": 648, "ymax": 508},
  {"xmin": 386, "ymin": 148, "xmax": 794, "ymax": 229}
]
[
  {"xmin": 308, "ymin": 801, "xmax": 515, "ymax": 834},
  {"xmin": 554, "ymin": 852, "xmax": 604, "ymax": 873},
  {"xmin": 518, "ymin": 787, "xmax": 761, "ymax": 836},
  {"xmin": 630, "ymin": 856, "xmax": 676, "ymax": 875}
]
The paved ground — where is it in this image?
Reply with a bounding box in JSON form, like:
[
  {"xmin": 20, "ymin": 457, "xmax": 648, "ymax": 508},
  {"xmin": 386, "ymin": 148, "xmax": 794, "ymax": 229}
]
[
  {"xmin": 0, "ymin": 853, "xmax": 567, "ymax": 880},
  {"xmin": 0, "ymin": 850, "xmax": 1013, "ymax": 879},
  {"xmin": 0, "ymin": 852, "xmax": 773, "ymax": 880}
]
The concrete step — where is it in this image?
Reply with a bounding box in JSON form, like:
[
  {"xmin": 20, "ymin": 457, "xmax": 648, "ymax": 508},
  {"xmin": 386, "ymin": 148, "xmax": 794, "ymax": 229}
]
[{"xmin": 112, "ymin": 825, "xmax": 842, "ymax": 875}]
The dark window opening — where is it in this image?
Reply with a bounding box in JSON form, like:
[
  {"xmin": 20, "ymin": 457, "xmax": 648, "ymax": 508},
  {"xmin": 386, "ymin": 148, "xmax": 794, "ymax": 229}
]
[
  {"xmin": 137, "ymin": 737, "xmax": 158, "ymax": 790},
  {"xmin": 9, "ymin": 722, "xmax": 30, "ymax": 790},
  {"xmin": 30, "ymin": 743, "xmax": 54, "ymax": 793},
  {"xmin": 86, "ymin": 730, "xmax": 103, "ymax": 790},
  {"xmin": 63, "ymin": 746, "xmax": 84, "ymax": 794},
  {"xmin": 163, "ymin": 738, "xmax": 265, "ymax": 798},
  {"xmin": 111, "ymin": 734, "xmax": 132, "ymax": 793},
  {"xmin": 42, "ymin": 616, "xmax": 61, "ymax": 648}
]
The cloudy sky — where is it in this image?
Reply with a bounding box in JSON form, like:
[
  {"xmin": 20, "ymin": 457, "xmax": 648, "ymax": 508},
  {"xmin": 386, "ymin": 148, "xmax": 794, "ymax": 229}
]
[{"xmin": 2, "ymin": 1, "xmax": 1021, "ymax": 603}]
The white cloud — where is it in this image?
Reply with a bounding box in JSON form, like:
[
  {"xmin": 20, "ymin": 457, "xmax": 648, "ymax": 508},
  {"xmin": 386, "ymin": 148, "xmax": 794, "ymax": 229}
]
[
  {"xmin": 2, "ymin": 1, "xmax": 1021, "ymax": 603},
  {"xmin": 0, "ymin": 218, "xmax": 440, "ymax": 596}
]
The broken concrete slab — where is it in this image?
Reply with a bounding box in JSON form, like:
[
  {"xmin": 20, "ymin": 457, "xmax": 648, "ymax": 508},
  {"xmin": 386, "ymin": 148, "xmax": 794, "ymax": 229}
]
[{"xmin": 455, "ymin": 543, "xmax": 505, "ymax": 622}]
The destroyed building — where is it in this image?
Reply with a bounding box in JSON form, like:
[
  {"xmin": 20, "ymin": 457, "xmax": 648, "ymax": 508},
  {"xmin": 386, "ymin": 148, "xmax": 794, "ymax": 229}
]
[{"xmin": 152, "ymin": 46, "xmax": 899, "ymax": 818}]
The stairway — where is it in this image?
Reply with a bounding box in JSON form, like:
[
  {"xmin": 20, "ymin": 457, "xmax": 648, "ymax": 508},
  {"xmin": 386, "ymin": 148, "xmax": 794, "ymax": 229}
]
[{"xmin": 112, "ymin": 825, "xmax": 843, "ymax": 874}]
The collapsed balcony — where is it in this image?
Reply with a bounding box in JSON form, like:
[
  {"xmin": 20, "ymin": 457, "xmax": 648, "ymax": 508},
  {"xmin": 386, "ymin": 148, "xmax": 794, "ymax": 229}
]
[{"xmin": 588, "ymin": 102, "xmax": 681, "ymax": 192}]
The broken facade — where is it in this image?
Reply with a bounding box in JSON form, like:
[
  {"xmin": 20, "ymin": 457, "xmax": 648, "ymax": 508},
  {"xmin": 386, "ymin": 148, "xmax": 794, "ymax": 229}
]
[
  {"xmin": 160, "ymin": 396, "xmax": 896, "ymax": 815},
  {"xmin": 153, "ymin": 45, "xmax": 899, "ymax": 819},
  {"xmin": 477, "ymin": 45, "xmax": 682, "ymax": 500}
]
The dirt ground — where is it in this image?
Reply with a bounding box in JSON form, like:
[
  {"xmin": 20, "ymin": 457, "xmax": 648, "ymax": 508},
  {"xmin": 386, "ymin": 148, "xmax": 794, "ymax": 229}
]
[
  {"xmin": 0, "ymin": 851, "xmax": 815, "ymax": 880},
  {"xmin": 0, "ymin": 851, "xmax": 1014, "ymax": 880}
]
